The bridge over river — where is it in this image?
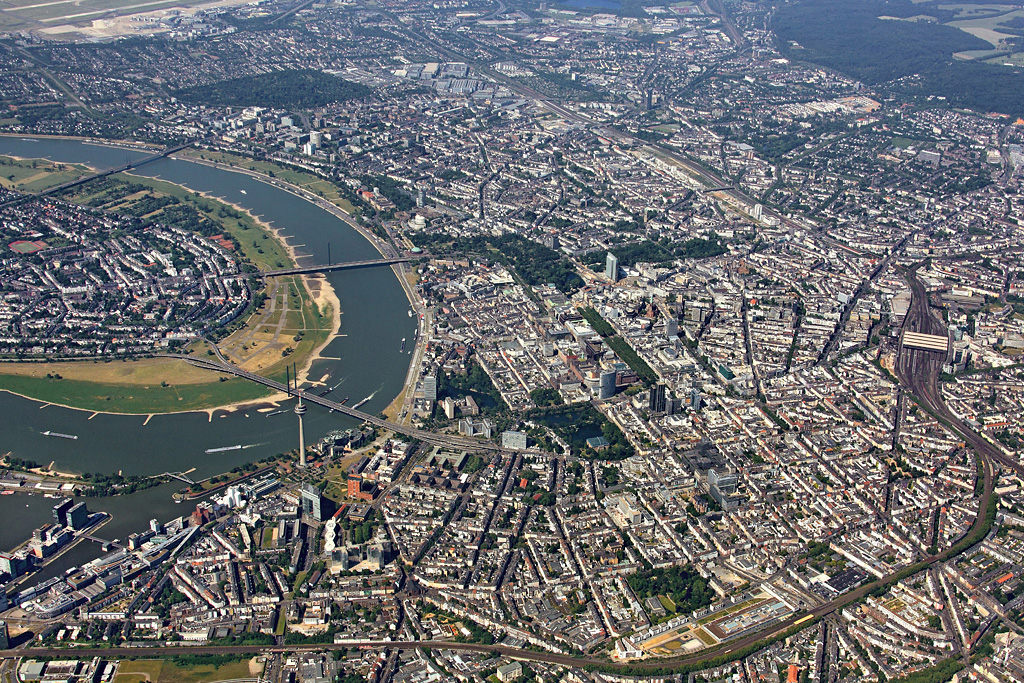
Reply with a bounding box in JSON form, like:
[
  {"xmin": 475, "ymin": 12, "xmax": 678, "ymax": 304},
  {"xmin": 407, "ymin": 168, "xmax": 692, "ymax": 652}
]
[
  {"xmin": 180, "ymin": 354, "xmax": 508, "ymax": 453},
  {"xmin": 260, "ymin": 257, "xmax": 413, "ymax": 277}
]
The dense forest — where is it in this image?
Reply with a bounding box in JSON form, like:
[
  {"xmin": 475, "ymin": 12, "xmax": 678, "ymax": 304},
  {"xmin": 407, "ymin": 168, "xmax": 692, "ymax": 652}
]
[
  {"xmin": 773, "ymin": 0, "xmax": 1024, "ymax": 116},
  {"xmin": 173, "ymin": 69, "xmax": 372, "ymax": 109}
]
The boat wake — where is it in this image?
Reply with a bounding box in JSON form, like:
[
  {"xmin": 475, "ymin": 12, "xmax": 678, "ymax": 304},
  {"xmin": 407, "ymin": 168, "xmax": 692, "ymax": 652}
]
[
  {"xmin": 352, "ymin": 385, "xmax": 382, "ymax": 410},
  {"xmin": 205, "ymin": 442, "xmax": 262, "ymax": 454}
]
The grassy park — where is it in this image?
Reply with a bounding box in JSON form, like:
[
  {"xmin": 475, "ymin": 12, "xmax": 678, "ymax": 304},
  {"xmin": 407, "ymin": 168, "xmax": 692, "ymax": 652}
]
[
  {"xmin": 110, "ymin": 657, "xmax": 259, "ymax": 683},
  {"xmin": 0, "ymin": 155, "xmax": 88, "ymax": 192},
  {"xmin": 0, "ymin": 361, "xmax": 270, "ymax": 413}
]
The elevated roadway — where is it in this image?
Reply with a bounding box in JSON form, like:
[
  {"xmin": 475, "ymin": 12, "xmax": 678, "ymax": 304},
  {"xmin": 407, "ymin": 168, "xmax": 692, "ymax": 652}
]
[
  {"xmin": 0, "ymin": 142, "xmax": 192, "ymax": 208},
  {"xmin": 182, "ymin": 354, "xmax": 504, "ymax": 453},
  {"xmin": 38, "ymin": 143, "xmax": 192, "ymax": 197},
  {"xmin": 261, "ymin": 257, "xmax": 413, "ymax": 277}
]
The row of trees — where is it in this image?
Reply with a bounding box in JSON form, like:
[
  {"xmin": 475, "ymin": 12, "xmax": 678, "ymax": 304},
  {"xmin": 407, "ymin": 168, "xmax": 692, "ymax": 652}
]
[{"xmin": 585, "ymin": 237, "xmax": 728, "ymax": 269}]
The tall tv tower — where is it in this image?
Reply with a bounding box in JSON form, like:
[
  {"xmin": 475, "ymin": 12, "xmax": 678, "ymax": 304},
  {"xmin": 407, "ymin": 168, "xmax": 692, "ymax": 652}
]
[
  {"xmin": 289, "ymin": 363, "xmax": 307, "ymax": 467},
  {"xmin": 295, "ymin": 395, "xmax": 307, "ymax": 467}
]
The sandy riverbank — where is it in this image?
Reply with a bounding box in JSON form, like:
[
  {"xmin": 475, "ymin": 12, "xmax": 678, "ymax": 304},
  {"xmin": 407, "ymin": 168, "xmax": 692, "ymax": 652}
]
[{"xmin": 149, "ymin": 179, "xmax": 346, "ymax": 389}]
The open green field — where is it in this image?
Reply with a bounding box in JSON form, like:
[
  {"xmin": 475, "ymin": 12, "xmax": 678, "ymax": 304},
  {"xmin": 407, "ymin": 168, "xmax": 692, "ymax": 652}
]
[
  {"xmin": 940, "ymin": 5, "xmax": 1024, "ymax": 47},
  {"xmin": 0, "ymin": 155, "xmax": 88, "ymax": 192},
  {"xmin": 955, "ymin": 48, "xmax": 1009, "ymax": 60},
  {"xmin": 890, "ymin": 136, "xmax": 931, "ymax": 149},
  {"xmin": 112, "ymin": 658, "xmax": 257, "ymax": 683},
  {"xmin": 112, "ymin": 659, "xmax": 165, "ymax": 683},
  {"xmin": 938, "ymin": 3, "xmax": 1014, "ymax": 18},
  {"xmin": 949, "ymin": 18, "xmax": 1017, "ymax": 46},
  {"xmin": 693, "ymin": 627, "xmax": 716, "ymax": 646},
  {"xmin": 180, "ymin": 149, "xmax": 359, "ymax": 215},
  {"xmin": 985, "ymin": 51, "xmax": 1024, "ymax": 65},
  {"xmin": 0, "ymin": 367, "xmax": 271, "ymax": 414}
]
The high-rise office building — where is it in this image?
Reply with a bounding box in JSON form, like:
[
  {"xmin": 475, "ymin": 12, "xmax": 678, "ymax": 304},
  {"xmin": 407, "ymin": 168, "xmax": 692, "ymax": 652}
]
[
  {"xmin": 52, "ymin": 499, "xmax": 73, "ymax": 527},
  {"xmin": 66, "ymin": 501, "xmax": 89, "ymax": 531},
  {"xmin": 605, "ymin": 252, "xmax": 619, "ymax": 282},
  {"xmin": 648, "ymin": 383, "xmax": 667, "ymax": 413},
  {"xmin": 301, "ymin": 483, "xmax": 323, "ymax": 522},
  {"xmin": 0, "ymin": 552, "xmax": 26, "ymax": 580},
  {"xmin": 665, "ymin": 396, "xmax": 679, "ymax": 415},
  {"xmin": 422, "ymin": 373, "xmax": 438, "ymax": 401},
  {"xmin": 599, "ymin": 370, "xmax": 617, "ymax": 399}
]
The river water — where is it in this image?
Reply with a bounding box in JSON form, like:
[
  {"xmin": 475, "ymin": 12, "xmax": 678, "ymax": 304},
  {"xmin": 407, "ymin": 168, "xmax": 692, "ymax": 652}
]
[{"xmin": 0, "ymin": 137, "xmax": 418, "ymax": 579}]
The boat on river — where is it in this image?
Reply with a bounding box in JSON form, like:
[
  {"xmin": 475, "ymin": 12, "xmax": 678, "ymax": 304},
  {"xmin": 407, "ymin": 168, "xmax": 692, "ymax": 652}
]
[
  {"xmin": 205, "ymin": 444, "xmax": 243, "ymax": 454},
  {"xmin": 42, "ymin": 431, "xmax": 78, "ymax": 440}
]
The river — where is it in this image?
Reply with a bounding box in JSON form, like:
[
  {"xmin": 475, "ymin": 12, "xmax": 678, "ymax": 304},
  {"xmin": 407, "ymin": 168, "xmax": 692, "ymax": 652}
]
[{"xmin": 0, "ymin": 137, "xmax": 418, "ymax": 580}]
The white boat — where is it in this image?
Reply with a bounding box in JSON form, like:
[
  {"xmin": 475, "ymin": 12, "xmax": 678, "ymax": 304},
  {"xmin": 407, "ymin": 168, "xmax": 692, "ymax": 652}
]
[
  {"xmin": 42, "ymin": 431, "xmax": 78, "ymax": 440},
  {"xmin": 240, "ymin": 189, "xmax": 247, "ymax": 194},
  {"xmin": 205, "ymin": 444, "xmax": 243, "ymax": 454}
]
